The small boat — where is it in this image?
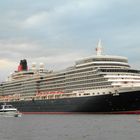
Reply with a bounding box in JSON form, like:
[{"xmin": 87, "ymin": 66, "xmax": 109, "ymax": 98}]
[{"xmin": 0, "ymin": 104, "xmax": 22, "ymax": 117}]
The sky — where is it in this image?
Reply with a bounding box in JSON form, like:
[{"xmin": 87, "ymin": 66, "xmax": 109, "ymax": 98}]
[{"xmin": 0, "ymin": 0, "xmax": 140, "ymax": 81}]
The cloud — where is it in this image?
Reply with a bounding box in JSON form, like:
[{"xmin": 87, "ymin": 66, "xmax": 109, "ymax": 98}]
[
  {"xmin": 0, "ymin": 38, "xmax": 86, "ymax": 69},
  {"xmin": 0, "ymin": 59, "xmax": 17, "ymax": 81},
  {"xmin": 0, "ymin": 0, "xmax": 140, "ymax": 81},
  {"xmin": 0, "ymin": 59, "xmax": 16, "ymax": 68},
  {"xmin": 21, "ymin": 12, "xmax": 48, "ymax": 28},
  {"xmin": 0, "ymin": 40, "xmax": 39, "ymax": 59}
]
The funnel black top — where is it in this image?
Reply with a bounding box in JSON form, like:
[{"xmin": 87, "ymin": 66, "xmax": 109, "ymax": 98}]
[{"xmin": 20, "ymin": 59, "xmax": 27, "ymax": 71}]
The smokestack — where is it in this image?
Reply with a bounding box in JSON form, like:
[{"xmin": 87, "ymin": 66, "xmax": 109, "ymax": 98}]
[
  {"xmin": 18, "ymin": 59, "xmax": 28, "ymax": 71},
  {"xmin": 22, "ymin": 59, "xmax": 27, "ymax": 70}
]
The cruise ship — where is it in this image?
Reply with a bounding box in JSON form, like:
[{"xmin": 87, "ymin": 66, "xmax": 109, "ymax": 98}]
[{"xmin": 0, "ymin": 41, "xmax": 140, "ymax": 114}]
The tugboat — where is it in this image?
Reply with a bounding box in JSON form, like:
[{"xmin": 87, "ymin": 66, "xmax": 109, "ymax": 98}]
[{"xmin": 0, "ymin": 104, "xmax": 22, "ymax": 117}]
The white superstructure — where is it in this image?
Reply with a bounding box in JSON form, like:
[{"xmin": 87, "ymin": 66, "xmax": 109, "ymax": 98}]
[{"xmin": 0, "ymin": 41, "xmax": 140, "ymax": 102}]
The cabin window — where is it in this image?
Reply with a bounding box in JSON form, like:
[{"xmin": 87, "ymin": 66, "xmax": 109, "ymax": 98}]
[{"xmin": 84, "ymin": 93, "xmax": 90, "ymax": 96}]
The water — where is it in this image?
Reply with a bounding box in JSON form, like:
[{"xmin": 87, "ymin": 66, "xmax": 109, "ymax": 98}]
[{"xmin": 0, "ymin": 114, "xmax": 140, "ymax": 140}]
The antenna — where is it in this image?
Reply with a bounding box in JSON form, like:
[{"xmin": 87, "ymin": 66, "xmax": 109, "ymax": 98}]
[{"xmin": 96, "ymin": 39, "xmax": 103, "ymax": 56}]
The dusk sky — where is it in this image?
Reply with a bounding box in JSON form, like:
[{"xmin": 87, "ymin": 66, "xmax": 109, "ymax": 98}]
[{"xmin": 0, "ymin": 0, "xmax": 140, "ymax": 81}]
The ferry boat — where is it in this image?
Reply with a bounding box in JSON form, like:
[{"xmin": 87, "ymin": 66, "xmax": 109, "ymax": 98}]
[
  {"xmin": 0, "ymin": 41, "xmax": 140, "ymax": 114},
  {"xmin": 0, "ymin": 104, "xmax": 22, "ymax": 117}
]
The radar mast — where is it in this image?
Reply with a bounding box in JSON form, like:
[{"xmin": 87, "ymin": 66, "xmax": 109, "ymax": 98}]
[{"xmin": 96, "ymin": 39, "xmax": 103, "ymax": 56}]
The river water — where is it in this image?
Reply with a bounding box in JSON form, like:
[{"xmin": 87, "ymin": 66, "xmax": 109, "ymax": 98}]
[{"xmin": 0, "ymin": 114, "xmax": 140, "ymax": 140}]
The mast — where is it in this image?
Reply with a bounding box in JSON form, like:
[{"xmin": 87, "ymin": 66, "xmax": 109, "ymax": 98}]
[{"xmin": 96, "ymin": 39, "xmax": 103, "ymax": 56}]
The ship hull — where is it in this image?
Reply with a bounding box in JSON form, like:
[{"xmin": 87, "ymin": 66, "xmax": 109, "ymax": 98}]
[{"xmin": 1, "ymin": 90, "xmax": 140, "ymax": 114}]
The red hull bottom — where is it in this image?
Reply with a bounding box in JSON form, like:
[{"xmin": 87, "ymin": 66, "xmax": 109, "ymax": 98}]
[{"xmin": 22, "ymin": 110, "xmax": 140, "ymax": 115}]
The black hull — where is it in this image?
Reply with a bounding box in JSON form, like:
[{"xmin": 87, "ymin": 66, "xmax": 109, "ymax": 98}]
[{"xmin": 1, "ymin": 90, "xmax": 140, "ymax": 114}]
